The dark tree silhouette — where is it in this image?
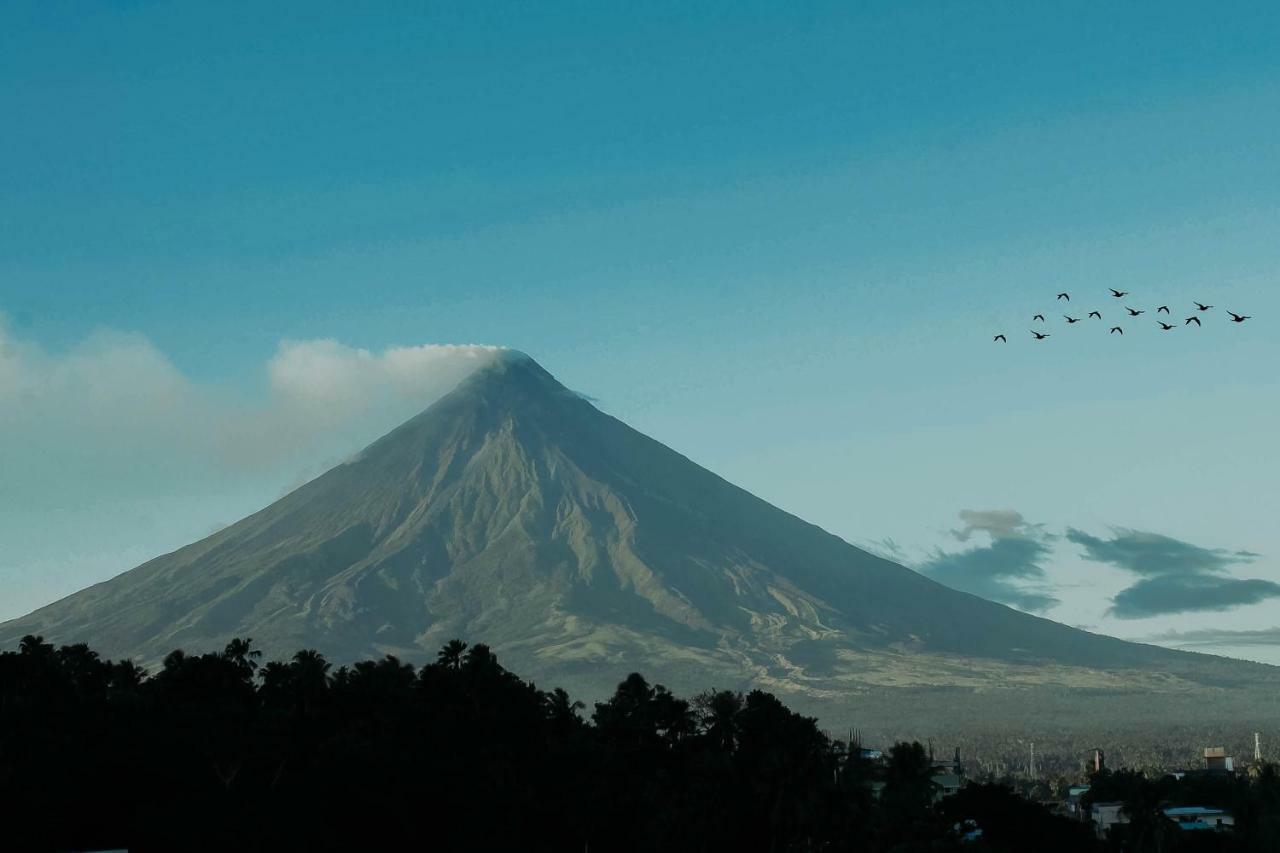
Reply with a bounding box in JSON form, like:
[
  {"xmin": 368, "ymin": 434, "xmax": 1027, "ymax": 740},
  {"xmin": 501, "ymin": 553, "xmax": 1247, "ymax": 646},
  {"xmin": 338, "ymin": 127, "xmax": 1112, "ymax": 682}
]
[
  {"xmin": 879, "ymin": 740, "xmax": 941, "ymax": 845},
  {"xmin": 437, "ymin": 638, "xmax": 468, "ymax": 670},
  {"xmin": 940, "ymin": 783, "xmax": 1098, "ymax": 852},
  {"xmin": 223, "ymin": 637, "xmax": 262, "ymax": 677},
  {"xmin": 7, "ymin": 636, "xmax": 1271, "ymax": 851}
]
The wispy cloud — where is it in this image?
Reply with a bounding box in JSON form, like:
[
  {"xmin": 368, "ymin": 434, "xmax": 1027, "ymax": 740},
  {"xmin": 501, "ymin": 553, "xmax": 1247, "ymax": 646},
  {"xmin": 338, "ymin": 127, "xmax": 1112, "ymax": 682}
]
[
  {"xmin": 1065, "ymin": 527, "xmax": 1277, "ymax": 619},
  {"xmin": 219, "ymin": 338, "xmax": 502, "ymax": 466},
  {"xmin": 861, "ymin": 536, "xmax": 908, "ymax": 562},
  {"xmin": 266, "ymin": 338, "xmax": 499, "ymax": 410},
  {"xmin": 0, "ymin": 314, "xmax": 502, "ymax": 493},
  {"xmin": 919, "ymin": 509, "xmax": 1059, "ymax": 614}
]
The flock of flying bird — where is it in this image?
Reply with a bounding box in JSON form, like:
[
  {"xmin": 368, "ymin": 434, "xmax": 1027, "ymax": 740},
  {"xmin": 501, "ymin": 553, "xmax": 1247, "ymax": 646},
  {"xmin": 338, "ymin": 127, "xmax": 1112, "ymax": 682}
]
[{"xmin": 993, "ymin": 288, "xmax": 1252, "ymax": 343}]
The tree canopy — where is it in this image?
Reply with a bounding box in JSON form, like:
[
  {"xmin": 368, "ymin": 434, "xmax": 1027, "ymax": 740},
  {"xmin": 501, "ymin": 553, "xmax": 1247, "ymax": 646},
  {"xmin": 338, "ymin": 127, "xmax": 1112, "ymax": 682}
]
[{"xmin": 2, "ymin": 636, "xmax": 1270, "ymax": 851}]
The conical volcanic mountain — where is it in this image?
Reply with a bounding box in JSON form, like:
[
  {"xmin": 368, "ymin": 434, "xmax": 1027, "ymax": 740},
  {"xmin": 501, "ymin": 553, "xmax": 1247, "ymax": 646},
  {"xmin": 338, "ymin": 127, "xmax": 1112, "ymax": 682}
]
[{"xmin": 3, "ymin": 351, "xmax": 1273, "ymax": 727}]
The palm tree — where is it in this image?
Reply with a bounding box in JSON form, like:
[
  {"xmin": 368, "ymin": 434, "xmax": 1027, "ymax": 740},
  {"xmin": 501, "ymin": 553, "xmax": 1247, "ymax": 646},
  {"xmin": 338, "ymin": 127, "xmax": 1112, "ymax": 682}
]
[
  {"xmin": 544, "ymin": 687, "xmax": 586, "ymax": 732},
  {"xmin": 222, "ymin": 637, "xmax": 261, "ymax": 674},
  {"xmin": 333, "ymin": 655, "xmax": 416, "ymax": 697},
  {"xmin": 55, "ymin": 643, "xmax": 109, "ymax": 696},
  {"xmin": 259, "ymin": 660, "xmax": 293, "ymax": 699},
  {"xmin": 461, "ymin": 643, "xmax": 502, "ymax": 678},
  {"xmin": 258, "ymin": 652, "xmax": 331, "ymax": 715},
  {"xmin": 109, "ymin": 660, "xmax": 147, "ymax": 691},
  {"xmin": 18, "ymin": 635, "xmax": 53, "ymax": 659},
  {"xmin": 291, "ymin": 649, "xmax": 331, "ymax": 689},
  {"xmin": 698, "ymin": 689, "xmax": 743, "ymax": 753},
  {"xmin": 437, "ymin": 639, "xmax": 468, "ymax": 670}
]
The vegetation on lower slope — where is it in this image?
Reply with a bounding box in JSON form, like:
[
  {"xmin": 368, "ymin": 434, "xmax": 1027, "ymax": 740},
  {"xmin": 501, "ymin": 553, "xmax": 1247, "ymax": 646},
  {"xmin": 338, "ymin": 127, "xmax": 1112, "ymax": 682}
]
[{"xmin": 4, "ymin": 635, "xmax": 1278, "ymax": 851}]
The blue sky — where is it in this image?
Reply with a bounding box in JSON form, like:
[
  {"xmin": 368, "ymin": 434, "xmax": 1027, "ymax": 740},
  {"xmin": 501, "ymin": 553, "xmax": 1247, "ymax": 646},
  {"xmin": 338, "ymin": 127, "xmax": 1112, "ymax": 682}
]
[{"xmin": 3, "ymin": 2, "xmax": 1279, "ymax": 660}]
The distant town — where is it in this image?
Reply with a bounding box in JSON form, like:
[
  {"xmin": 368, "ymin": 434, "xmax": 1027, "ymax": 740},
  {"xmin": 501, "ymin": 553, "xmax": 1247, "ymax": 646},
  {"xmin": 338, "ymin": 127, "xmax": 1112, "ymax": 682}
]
[{"xmin": 848, "ymin": 736, "xmax": 1268, "ymax": 842}]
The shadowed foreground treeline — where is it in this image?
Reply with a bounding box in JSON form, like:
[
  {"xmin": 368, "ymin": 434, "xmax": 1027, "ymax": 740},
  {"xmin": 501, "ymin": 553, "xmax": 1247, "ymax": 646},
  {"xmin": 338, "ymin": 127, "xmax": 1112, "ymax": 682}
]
[{"xmin": 0, "ymin": 636, "xmax": 1254, "ymax": 852}]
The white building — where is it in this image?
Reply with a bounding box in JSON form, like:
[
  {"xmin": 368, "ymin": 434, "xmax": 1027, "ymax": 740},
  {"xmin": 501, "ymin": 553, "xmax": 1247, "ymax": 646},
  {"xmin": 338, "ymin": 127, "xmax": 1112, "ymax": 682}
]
[{"xmin": 1091, "ymin": 802, "xmax": 1128, "ymax": 839}]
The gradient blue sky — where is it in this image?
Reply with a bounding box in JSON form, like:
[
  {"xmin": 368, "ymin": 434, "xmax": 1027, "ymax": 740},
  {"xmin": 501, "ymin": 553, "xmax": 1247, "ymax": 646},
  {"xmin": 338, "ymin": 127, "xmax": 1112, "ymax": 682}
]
[{"xmin": 3, "ymin": 2, "xmax": 1279, "ymax": 659}]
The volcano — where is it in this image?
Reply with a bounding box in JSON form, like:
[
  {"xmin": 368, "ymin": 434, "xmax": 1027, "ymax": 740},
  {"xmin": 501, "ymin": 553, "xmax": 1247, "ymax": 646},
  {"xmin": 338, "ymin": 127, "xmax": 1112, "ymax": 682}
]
[{"xmin": 3, "ymin": 351, "xmax": 1273, "ymax": 728}]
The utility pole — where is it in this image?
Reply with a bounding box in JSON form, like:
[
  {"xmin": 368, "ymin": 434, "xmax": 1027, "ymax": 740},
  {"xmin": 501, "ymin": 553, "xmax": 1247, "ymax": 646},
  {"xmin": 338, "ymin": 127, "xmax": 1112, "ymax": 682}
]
[
  {"xmin": 1256, "ymin": 732, "xmax": 1263, "ymax": 763},
  {"xmin": 1029, "ymin": 742, "xmax": 1036, "ymax": 777}
]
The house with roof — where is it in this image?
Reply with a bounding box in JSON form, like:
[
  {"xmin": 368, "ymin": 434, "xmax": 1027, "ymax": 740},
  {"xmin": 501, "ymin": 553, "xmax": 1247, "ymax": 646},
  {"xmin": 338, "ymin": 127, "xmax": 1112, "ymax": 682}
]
[
  {"xmin": 1065, "ymin": 785, "xmax": 1091, "ymax": 821},
  {"xmin": 1090, "ymin": 801, "xmax": 1128, "ymax": 839},
  {"xmin": 1164, "ymin": 806, "xmax": 1234, "ymax": 832},
  {"xmin": 1203, "ymin": 747, "xmax": 1235, "ymax": 774},
  {"xmin": 929, "ymin": 747, "xmax": 965, "ymax": 802}
]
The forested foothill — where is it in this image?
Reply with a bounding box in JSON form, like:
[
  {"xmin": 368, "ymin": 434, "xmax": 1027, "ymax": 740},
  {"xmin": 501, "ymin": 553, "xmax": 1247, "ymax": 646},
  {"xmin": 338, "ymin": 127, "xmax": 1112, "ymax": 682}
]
[{"xmin": 2, "ymin": 636, "xmax": 1276, "ymax": 852}]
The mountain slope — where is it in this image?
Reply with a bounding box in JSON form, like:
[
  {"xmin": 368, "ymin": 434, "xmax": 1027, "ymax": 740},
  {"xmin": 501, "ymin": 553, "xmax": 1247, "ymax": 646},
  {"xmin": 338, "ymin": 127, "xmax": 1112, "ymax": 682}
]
[{"xmin": 3, "ymin": 351, "xmax": 1272, "ymax": 726}]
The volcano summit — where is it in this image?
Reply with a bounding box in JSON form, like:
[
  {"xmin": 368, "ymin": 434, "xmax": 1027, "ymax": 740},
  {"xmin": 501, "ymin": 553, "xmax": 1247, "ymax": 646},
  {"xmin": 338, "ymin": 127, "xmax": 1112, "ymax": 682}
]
[{"xmin": 3, "ymin": 351, "xmax": 1273, "ymax": 728}]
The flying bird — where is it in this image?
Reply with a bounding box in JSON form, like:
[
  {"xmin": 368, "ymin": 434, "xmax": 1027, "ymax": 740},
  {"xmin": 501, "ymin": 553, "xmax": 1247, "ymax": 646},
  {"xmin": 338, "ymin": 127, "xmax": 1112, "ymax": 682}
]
[
  {"xmin": 1194, "ymin": 302, "xmax": 1213, "ymax": 311},
  {"xmin": 1033, "ymin": 314, "xmax": 1045, "ymax": 322},
  {"xmin": 1110, "ymin": 326, "xmax": 1123, "ymax": 335},
  {"xmin": 1158, "ymin": 321, "xmax": 1175, "ymax": 330},
  {"xmin": 1126, "ymin": 307, "xmax": 1145, "ymax": 317},
  {"xmin": 1088, "ymin": 311, "xmax": 1102, "ymax": 319},
  {"xmin": 1064, "ymin": 315, "xmax": 1081, "ymax": 324},
  {"xmin": 1057, "ymin": 292, "xmax": 1070, "ymax": 301},
  {"xmin": 1031, "ymin": 330, "xmax": 1050, "ymax": 340},
  {"xmin": 1227, "ymin": 311, "xmax": 1251, "ymax": 323},
  {"xmin": 1185, "ymin": 316, "xmax": 1201, "ymax": 327},
  {"xmin": 993, "ymin": 334, "xmax": 1006, "ymax": 342},
  {"xmin": 1110, "ymin": 288, "xmax": 1129, "ymax": 297},
  {"xmin": 1157, "ymin": 306, "xmax": 1170, "ymax": 314}
]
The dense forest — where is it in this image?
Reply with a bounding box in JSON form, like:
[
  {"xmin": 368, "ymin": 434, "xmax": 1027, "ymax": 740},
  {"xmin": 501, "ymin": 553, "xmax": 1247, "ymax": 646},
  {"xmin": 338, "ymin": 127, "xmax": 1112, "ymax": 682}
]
[{"xmin": 1, "ymin": 636, "xmax": 1275, "ymax": 852}]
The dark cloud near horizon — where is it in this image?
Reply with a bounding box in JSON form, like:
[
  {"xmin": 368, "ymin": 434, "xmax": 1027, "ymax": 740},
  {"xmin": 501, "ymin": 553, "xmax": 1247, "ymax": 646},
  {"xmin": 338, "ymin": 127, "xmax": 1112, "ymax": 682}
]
[
  {"xmin": 1111, "ymin": 575, "xmax": 1280, "ymax": 619},
  {"xmin": 1066, "ymin": 528, "xmax": 1256, "ymax": 578},
  {"xmin": 1141, "ymin": 626, "xmax": 1280, "ymax": 648},
  {"xmin": 1066, "ymin": 527, "xmax": 1277, "ymax": 619},
  {"xmin": 920, "ymin": 509, "xmax": 1059, "ymax": 614}
]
